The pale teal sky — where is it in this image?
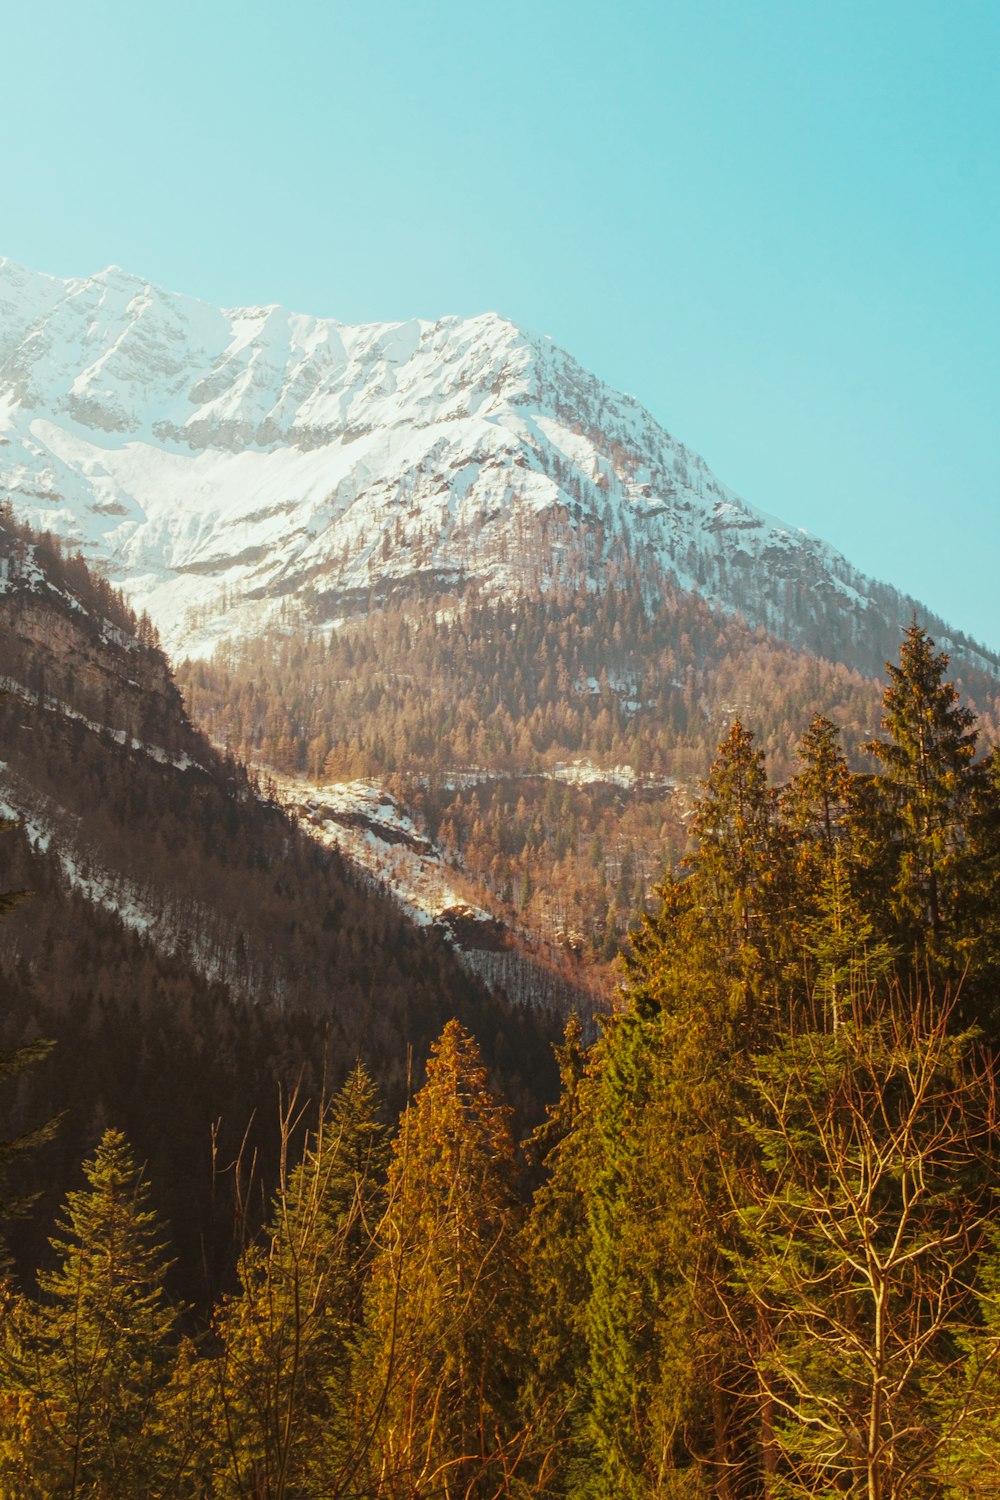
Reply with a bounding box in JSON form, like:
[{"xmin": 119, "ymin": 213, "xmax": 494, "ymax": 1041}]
[{"xmin": 5, "ymin": 0, "xmax": 999, "ymax": 650}]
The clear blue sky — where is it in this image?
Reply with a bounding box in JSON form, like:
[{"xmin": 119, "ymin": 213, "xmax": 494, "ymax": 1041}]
[{"xmin": 5, "ymin": 0, "xmax": 999, "ymax": 650}]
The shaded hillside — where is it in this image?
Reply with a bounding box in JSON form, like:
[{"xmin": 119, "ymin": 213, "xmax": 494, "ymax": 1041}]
[{"xmin": 0, "ymin": 509, "xmax": 558, "ymax": 1301}]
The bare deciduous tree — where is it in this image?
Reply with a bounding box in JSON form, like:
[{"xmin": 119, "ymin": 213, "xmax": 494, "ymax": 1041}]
[{"xmin": 726, "ymin": 984, "xmax": 998, "ymax": 1500}]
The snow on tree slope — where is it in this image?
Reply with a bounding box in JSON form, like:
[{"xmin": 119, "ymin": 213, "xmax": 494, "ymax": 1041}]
[{"xmin": 0, "ymin": 257, "xmax": 993, "ymax": 676}]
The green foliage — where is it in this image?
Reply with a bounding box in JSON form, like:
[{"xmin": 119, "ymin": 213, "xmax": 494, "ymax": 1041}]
[
  {"xmin": 685, "ymin": 720, "xmax": 794, "ymax": 1030},
  {"xmin": 782, "ymin": 716, "xmax": 897, "ymax": 1025},
  {"xmin": 782, "ymin": 714, "xmax": 853, "ymax": 860},
  {"xmin": 1, "ymin": 1128, "xmax": 177, "ymax": 1497},
  {"xmin": 865, "ymin": 621, "xmax": 978, "ymax": 949},
  {"xmin": 202, "ymin": 1065, "xmax": 388, "ymax": 1499},
  {"xmin": 2, "ymin": 622, "xmax": 1000, "ymax": 1499},
  {"xmin": 578, "ymin": 1000, "xmax": 709, "ymax": 1498},
  {"xmin": 565, "ymin": 723, "xmax": 797, "ymax": 1497},
  {"xmin": 524, "ymin": 628, "xmax": 1000, "ymax": 1498},
  {"xmin": 520, "ymin": 1015, "xmax": 596, "ymax": 1481}
]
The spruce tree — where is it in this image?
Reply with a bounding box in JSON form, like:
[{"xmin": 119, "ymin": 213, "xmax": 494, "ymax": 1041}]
[
  {"xmin": 2, "ymin": 1128, "xmax": 177, "ymax": 1497},
  {"xmin": 864, "ymin": 622, "xmax": 977, "ymax": 953},
  {"xmin": 956, "ymin": 744, "xmax": 1000, "ymax": 1038},
  {"xmin": 782, "ymin": 714, "xmax": 852, "ymax": 871},
  {"xmin": 782, "ymin": 715, "xmax": 891, "ymax": 1027},
  {"xmin": 573, "ymin": 725, "xmax": 793, "ymax": 1499},
  {"xmin": 577, "ymin": 985, "xmax": 716, "ymax": 1499},
  {"xmin": 684, "ymin": 719, "xmax": 792, "ymax": 1035},
  {"xmin": 203, "ymin": 1064, "xmax": 387, "ymax": 1500}
]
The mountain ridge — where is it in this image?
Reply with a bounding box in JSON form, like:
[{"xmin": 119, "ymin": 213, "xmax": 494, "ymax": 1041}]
[{"xmin": 1, "ymin": 256, "xmax": 990, "ymax": 679}]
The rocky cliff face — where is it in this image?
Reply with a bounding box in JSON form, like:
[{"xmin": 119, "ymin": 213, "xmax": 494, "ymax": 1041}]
[{"xmin": 0, "ymin": 258, "xmax": 991, "ymax": 678}]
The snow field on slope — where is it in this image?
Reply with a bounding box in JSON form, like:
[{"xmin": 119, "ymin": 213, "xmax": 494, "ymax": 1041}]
[
  {"xmin": 271, "ymin": 775, "xmax": 493, "ymax": 933},
  {"xmin": 0, "ymin": 257, "xmax": 862, "ymax": 662}
]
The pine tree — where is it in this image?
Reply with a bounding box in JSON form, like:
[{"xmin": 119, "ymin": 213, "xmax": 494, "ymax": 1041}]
[
  {"xmin": 684, "ymin": 719, "xmax": 792, "ymax": 1036},
  {"xmin": 204, "ymin": 1065, "xmax": 387, "ymax": 1500},
  {"xmin": 356, "ymin": 1020, "xmax": 525, "ymax": 1498},
  {"xmin": 864, "ymin": 622, "xmax": 977, "ymax": 952},
  {"xmin": 2, "ymin": 1128, "xmax": 177, "ymax": 1497}
]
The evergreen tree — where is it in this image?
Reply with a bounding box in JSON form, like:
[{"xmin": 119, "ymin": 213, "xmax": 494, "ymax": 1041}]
[
  {"xmin": 204, "ymin": 1064, "xmax": 387, "ymax": 1500},
  {"xmin": 577, "ymin": 985, "xmax": 717, "ymax": 1499},
  {"xmin": 944, "ymin": 1214, "xmax": 1000, "ymax": 1493},
  {"xmin": 572, "ymin": 725, "xmax": 792, "ymax": 1499},
  {"xmin": 684, "ymin": 719, "xmax": 792, "ymax": 1036},
  {"xmin": 1, "ymin": 1128, "xmax": 177, "ymax": 1497},
  {"xmin": 356, "ymin": 1020, "xmax": 526, "ymax": 1498},
  {"xmin": 864, "ymin": 622, "xmax": 977, "ymax": 953},
  {"xmin": 783, "ymin": 716, "xmax": 893, "ymax": 1027},
  {"xmin": 0, "ymin": 805, "xmax": 59, "ymax": 1243},
  {"xmin": 0, "ymin": 1036, "xmax": 57, "ymax": 1245},
  {"xmin": 956, "ymin": 743, "xmax": 1000, "ymax": 1039},
  {"xmin": 782, "ymin": 714, "xmax": 852, "ymax": 863}
]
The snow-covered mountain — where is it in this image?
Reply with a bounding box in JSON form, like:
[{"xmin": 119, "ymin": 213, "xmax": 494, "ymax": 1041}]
[{"xmin": 0, "ymin": 256, "xmax": 992, "ymax": 675}]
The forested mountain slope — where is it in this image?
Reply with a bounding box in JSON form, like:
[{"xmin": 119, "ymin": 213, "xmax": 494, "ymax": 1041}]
[
  {"xmin": 0, "ymin": 510, "xmax": 556, "ymax": 1298},
  {"xmin": 176, "ymin": 579, "xmax": 1000, "ymax": 979}
]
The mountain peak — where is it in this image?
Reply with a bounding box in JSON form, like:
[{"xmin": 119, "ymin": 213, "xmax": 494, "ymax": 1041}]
[{"xmin": 0, "ymin": 256, "xmax": 993, "ymax": 681}]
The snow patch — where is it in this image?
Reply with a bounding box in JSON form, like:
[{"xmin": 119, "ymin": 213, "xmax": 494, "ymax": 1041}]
[
  {"xmin": 550, "ymin": 759, "xmax": 639, "ymax": 789},
  {"xmin": 272, "ymin": 773, "xmax": 497, "ymax": 939}
]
